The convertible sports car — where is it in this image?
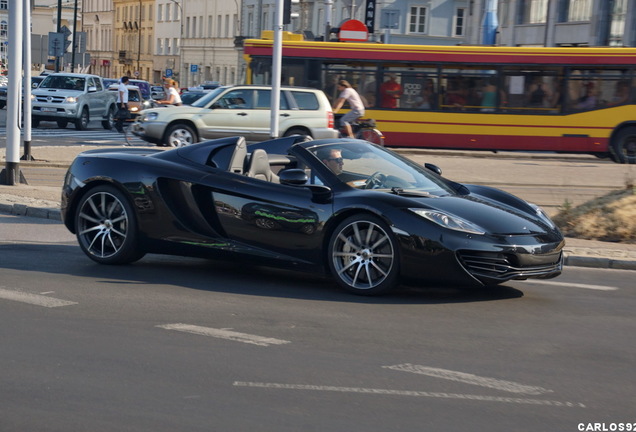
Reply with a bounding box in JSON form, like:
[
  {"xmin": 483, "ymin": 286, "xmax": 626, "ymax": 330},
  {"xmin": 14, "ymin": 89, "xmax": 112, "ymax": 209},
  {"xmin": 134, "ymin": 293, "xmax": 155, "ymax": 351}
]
[{"xmin": 61, "ymin": 136, "xmax": 564, "ymax": 295}]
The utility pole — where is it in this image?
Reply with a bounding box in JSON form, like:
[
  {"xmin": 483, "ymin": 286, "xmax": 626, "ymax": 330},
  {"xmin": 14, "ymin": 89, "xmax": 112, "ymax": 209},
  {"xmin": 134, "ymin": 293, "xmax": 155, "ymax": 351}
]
[
  {"xmin": 56, "ymin": 0, "xmax": 62, "ymax": 72},
  {"xmin": 71, "ymin": 0, "xmax": 78, "ymax": 72}
]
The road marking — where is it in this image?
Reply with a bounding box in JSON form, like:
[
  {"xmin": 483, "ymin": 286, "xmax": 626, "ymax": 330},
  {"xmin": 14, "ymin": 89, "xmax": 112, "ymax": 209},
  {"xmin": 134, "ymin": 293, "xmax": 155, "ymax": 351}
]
[
  {"xmin": 520, "ymin": 280, "xmax": 618, "ymax": 291},
  {"xmin": 0, "ymin": 287, "xmax": 77, "ymax": 308},
  {"xmin": 232, "ymin": 382, "xmax": 585, "ymax": 407},
  {"xmin": 383, "ymin": 364, "xmax": 552, "ymax": 395},
  {"xmin": 156, "ymin": 323, "xmax": 291, "ymax": 347}
]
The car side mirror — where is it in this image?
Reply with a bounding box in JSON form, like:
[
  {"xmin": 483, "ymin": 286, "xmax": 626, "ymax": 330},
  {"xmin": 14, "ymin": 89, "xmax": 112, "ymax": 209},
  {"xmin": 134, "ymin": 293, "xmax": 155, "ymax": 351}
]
[
  {"xmin": 279, "ymin": 169, "xmax": 308, "ymax": 186},
  {"xmin": 87, "ymin": 86, "xmax": 97, "ymax": 93},
  {"xmin": 424, "ymin": 163, "xmax": 442, "ymax": 176}
]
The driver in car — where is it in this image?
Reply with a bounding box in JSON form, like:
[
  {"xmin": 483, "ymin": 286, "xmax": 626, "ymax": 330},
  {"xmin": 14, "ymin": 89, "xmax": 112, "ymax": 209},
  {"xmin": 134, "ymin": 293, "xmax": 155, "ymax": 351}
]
[{"xmin": 318, "ymin": 148, "xmax": 344, "ymax": 175}]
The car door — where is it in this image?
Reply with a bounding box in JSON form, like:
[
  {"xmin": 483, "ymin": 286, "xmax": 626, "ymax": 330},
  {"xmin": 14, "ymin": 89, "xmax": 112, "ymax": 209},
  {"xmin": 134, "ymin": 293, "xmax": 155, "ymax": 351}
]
[
  {"xmin": 197, "ymin": 88, "xmax": 256, "ymax": 140},
  {"xmin": 87, "ymin": 77, "xmax": 105, "ymax": 118},
  {"xmin": 211, "ymin": 176, "xmax": 332, "ymax": 265},
  {"xmin": 249, "ymin": 89, "xmax": 291, "ymax": 141}
]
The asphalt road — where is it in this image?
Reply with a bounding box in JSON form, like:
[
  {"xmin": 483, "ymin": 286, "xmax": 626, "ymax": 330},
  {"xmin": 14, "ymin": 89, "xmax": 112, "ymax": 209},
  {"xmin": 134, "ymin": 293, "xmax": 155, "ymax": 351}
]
[{"xmin": 1, "ymin": 214, "xmax": 635, "ymax": 431}]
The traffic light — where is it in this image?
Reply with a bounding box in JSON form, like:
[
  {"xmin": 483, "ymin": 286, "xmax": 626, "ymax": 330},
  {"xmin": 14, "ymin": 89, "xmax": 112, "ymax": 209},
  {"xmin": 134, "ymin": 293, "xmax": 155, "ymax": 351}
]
[
  {"xmin": 60, "ymin": 25, "xmax": 72, "ymax": 53},
  {"xmin": 283, "ymin": 0, "xmax": 292, "ymax": 24}
]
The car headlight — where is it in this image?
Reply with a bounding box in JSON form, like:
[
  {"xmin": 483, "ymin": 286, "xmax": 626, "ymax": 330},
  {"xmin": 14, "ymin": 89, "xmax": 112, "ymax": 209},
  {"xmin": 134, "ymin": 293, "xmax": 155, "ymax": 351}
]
[
  {"xmin": 65, "ymin": 96, "xmax": 77, "ymax": 103},
  {"xmin": 130, "ymin": 106, "xmax": 139, "ymax": 112},
  {"xmin": 529, "ymin": 203, "xmax": 556, "ymax": 229},
  {"xmin": 409, "ymin": 208, "xmax": 486, "ymax": 235},
  {"xmin": 141, "ymin": 112, "xmax": 159, "ymax": 122}
]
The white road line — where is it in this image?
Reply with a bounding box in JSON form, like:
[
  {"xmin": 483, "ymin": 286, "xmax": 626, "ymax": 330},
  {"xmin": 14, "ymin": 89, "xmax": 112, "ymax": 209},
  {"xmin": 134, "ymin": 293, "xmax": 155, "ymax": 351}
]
[
  {"xmin": 383, "ymin": 364, "xmax": 552, "ymax": 395},
  {"xmin": 520, "ymin": 280, "xmax": 618, "ymax": 291},
  {"xmin": 156, "ymin": 323, "xmax": 291, "ymax": 347},
  {"xmin": 232, "ymin": 382, "xmax": 585, "ymax": 408},
  {"xmin": 0, "ymin": 287, "xmax": 77, "ymax": 308}
]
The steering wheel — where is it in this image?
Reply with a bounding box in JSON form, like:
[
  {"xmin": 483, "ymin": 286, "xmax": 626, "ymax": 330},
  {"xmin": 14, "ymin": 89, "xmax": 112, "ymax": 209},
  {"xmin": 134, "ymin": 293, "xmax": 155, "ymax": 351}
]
[{"xmin": 364, "ymin": 171, "xmax": 387, "ymax": 189}]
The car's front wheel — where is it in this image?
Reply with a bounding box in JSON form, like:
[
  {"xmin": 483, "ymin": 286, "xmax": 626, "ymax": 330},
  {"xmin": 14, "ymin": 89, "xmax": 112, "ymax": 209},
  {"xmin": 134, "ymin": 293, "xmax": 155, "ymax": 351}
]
[
  {"xmin": 327, "ymin": 214, "xmax": 400, "ymax": 295},
  {"xmin": 165, "ymin": 123, "xmax": 197, "ymax": 147},
  {"xmin": 75, "ymin": 108, "xmax": 90, "ymax": 130},
  {"xmin": 102, "ymin": 106, "xmax": 115, "ymax": 130},
  {"xmin": 75, "ymin": 185, "xmax": 145, "ymax": 265}
]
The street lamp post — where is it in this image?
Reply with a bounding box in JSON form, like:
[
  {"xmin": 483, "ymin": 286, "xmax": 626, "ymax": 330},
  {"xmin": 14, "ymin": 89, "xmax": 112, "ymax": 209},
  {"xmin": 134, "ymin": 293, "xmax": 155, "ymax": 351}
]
[{"xmin": 170, "ymin": 0, "xmax": 184, "ymax": 85}]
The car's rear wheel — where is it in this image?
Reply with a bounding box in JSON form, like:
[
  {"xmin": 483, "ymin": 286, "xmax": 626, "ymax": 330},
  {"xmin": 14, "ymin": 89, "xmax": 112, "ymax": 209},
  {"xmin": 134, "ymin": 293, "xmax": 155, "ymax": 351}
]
[
  {"xmin": 75, "ymin": 108, "xmax": 90, "ymax": 130},
  {"xmin": 75, "ymin": 185, "xmax": 145, "ymax": 265},
  {"xmin": 328, "ymin": 214, "xmax": 400, "ymax": 295},
  {"xmin": 165, "ymin": 123, "xmax": 197, "ymax": 147}
]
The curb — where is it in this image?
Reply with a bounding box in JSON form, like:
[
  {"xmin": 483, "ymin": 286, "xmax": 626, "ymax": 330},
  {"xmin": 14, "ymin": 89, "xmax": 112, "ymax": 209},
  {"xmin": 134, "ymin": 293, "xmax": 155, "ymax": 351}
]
[{"xmin": 2, "ymin": 202, "xmax": 635, "ymax": 271}]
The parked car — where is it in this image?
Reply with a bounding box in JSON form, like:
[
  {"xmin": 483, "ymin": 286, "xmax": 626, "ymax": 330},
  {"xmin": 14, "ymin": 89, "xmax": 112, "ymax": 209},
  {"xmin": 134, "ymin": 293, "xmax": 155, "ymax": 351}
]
[
  {"xmin": 132, "ymin": 85, "xmax": 338, "ymax": 146},
  {"xmin": 102, "ymin": 78, "xmax": 118, "ymax": 88},
  {"xmin": 179, "ymin": 90, "xmax": 207, "ymax": 105},
  {"xmin": 61, "ymin": 136, "xmax": 564, "ymax": 296},
  {"xmin": 0, "ymin": 76, "xmax": 46, "ymax": 109},
  {"xmin": 150, "ymin": 85, "xmax": 166, "ymax": 100},
  {"xmin": 129, "ymin": 79, "xmax": 152, "ymax": 100},
  {"xmin": 31, "ymin": 73, "xmax": 117, "ymax": 130}
]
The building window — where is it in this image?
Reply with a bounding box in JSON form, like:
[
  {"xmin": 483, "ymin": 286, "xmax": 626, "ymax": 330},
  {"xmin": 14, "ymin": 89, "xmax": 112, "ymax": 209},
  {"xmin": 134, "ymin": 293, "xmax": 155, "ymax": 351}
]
[
  {"xmin": 0, "ymin": 21, "xmax": 7, "ymax": 37},
  {"xmin": 609, "ymin": 0, "xmax": 627, "ymax": 46},
  {"xmin": 409, "ymin": 6, "xmax": 427, "ymax": 34},
  {"xmin": 0, "ymin": 0, "xmax": 7, "ymax": 10},
  {"xmin": 157, "ymin": 4, "xmax": 163, "ymax": 21},
  {"xmin": 519, "ymin": 0, "xmax": 548, "ymax": 24},
  {"xmin": 454, "ymin": 8, "xmax": 466, "ymax": 36},
  {"xmin": 568, "ymin": 0, "xmax": 592, "ymax": 21}
]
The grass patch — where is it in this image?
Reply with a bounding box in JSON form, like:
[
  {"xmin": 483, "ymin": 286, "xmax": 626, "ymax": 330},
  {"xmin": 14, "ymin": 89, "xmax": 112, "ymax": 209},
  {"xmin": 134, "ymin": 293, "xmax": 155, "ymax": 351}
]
[{"xmin": 553, "ymin": 188, "xmax": 636, "ymax": 243}]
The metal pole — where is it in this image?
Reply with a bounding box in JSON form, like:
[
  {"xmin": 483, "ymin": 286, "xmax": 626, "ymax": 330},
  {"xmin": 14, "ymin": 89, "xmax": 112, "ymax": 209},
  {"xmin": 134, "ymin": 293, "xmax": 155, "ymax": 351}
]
[
  {"xmin": 56, "ymin": 0, "xmax": 62, "ymax": 72},
  {"xmin": 22, "ymin": 0, "xmax": 34, "ymax": 161},
  {"xmin": 71, "ymin": 0, "xmax": 78, "ymax": 72},
  {"xmin": 1, "ymin": 0, "xmax": 25, "ymax": 185},
  {"xmin": 137, "ymin": 0, "xmax": 142, "ymax": 77},
  {"xmin": 270, "ymin": 0, "xmax": 283, "ymax": 138}
]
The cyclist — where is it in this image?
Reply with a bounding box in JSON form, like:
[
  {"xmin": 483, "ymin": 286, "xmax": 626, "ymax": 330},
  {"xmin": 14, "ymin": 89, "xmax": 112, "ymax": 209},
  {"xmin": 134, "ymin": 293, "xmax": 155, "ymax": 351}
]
[{"xmin": 332, "ymin": 80, "xmax": 364, "ymax": 138}]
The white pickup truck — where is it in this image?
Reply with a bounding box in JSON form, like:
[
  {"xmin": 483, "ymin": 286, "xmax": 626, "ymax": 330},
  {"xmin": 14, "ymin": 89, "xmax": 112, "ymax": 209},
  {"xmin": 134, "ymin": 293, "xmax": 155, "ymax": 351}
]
[{"xmin": 31, "ymin": 73, "xmax": 118, "ymax": 130}]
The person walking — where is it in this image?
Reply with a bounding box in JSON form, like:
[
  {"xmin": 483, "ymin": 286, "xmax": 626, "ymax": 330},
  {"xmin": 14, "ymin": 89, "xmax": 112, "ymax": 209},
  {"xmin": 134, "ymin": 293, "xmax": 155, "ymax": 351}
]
[
  {"xmin": 115, "ymin": 76, "xmax": 130, "ymax": 133},
  {"xmin": 332, "ymin": 80, "xmax": 365, "ymax": 138}
]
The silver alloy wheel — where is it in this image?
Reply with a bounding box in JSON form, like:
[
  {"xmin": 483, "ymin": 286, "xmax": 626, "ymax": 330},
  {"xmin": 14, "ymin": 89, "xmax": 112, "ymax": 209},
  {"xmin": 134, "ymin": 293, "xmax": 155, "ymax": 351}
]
[
  {"xmin": 167, "ymin": 126, "xmax": 194, "ymax": 147},
  {"xmin": 77, "ymin": 191, "xmax": 129, "ymax": 259},
  {"xmin": 331, "ymin": 219, "xmax": 395, "ymax": 290}
]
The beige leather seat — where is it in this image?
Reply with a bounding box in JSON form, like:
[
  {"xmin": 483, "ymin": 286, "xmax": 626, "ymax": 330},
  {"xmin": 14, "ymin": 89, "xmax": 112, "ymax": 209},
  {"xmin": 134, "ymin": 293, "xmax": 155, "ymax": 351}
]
[{"xmin": 246, "ymin": 149, "xmax": 279, "ymax": 183}]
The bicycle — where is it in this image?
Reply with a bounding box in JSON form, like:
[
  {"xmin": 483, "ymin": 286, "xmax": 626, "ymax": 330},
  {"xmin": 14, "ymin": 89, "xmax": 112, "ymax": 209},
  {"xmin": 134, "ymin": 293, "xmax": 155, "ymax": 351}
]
[{"xmin": 336, "ymin": 116, "xmax": 385, "ymax": 146}]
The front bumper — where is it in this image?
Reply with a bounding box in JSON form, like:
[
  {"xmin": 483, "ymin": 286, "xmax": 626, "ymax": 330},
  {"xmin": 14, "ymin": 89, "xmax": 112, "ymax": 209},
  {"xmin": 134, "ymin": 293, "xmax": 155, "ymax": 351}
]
[{"xmin": 32, "ymin": 103, "xmax": 80, "ymax": 120}]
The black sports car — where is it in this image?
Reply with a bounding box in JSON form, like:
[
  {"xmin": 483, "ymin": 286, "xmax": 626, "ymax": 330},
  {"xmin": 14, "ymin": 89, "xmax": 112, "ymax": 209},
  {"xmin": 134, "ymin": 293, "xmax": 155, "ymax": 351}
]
[{"xmin": 61, "ymin": 136, "xmax": 564, "ymax": 295}]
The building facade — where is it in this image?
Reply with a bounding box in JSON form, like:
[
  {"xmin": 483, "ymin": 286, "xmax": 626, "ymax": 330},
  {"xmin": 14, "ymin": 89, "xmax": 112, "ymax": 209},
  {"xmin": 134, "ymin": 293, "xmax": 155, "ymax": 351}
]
[
  {"xmin": 112, "ymin": 0, "xmax": 155, "ymax": 82},
  {"xmin": 82, "ymin": 0, "xmax": 115, "ymax": 77}
]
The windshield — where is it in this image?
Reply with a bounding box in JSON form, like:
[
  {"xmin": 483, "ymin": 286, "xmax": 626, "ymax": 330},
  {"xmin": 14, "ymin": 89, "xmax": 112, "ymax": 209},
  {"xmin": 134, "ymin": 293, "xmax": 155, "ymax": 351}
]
[
  {"xmin": 308, "ymin": 141, "xmax": 457, "ymax": 196},
  {"xmin": 191, "ymin": 87, "xmax": 226, "ymax": 108},
  {"xmin": 39, "ymin": 75, "xmax": 86, "ymax": 91}
]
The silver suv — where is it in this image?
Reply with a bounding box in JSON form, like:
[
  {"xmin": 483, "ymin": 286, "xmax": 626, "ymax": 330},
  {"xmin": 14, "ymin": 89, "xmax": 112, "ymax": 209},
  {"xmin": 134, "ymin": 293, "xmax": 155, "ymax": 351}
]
[{"xmin": 131, "ymin": 85, "xmax": 338, "ymax": 146}]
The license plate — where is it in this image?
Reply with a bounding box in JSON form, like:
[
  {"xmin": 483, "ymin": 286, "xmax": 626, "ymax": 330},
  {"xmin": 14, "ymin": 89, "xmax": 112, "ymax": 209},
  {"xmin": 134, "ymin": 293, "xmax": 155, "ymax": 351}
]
[{"xmin": 41, "ymin": 107, "xmax": 57, "ymax": 113}]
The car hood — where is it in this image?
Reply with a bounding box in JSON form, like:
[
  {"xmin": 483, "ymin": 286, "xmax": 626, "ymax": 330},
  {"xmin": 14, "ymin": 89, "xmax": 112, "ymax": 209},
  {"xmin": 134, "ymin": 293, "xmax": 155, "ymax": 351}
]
[
  {"xmin": 405, "ymin": 193, "xmax": 553, "ymax": 235},
  {"xmin": 34, "ymin": 89, "xmax": 84, "ymax": 96}
]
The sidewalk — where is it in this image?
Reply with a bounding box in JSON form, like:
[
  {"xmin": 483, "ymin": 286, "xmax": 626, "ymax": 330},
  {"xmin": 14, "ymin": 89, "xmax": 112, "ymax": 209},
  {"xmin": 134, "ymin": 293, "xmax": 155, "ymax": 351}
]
[{"xmin": 2, "ymin": 145, "xmax": 636, "ymax": 271}]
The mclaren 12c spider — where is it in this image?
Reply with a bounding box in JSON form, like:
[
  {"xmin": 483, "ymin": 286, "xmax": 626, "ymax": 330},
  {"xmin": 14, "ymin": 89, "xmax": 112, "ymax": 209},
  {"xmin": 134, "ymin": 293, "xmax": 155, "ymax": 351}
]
[{"xmin": 61, "ymin": 136, "xmax": 564, "ymax": 295}]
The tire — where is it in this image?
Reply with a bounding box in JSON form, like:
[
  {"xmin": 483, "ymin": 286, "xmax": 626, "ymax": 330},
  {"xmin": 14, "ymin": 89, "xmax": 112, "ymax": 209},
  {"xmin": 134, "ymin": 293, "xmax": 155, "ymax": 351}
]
[
  {"xmin": 32, "ymin": 118, "xmax": 40, "ymax": 128},
  {"xmin": 165, "ymin": 123, "xmax": 197, "ymax": 147},
  {"xmin": 75, "ymin": 108, "xmax": 90, "ymax": 130},
  {"xmin": 358, "ymin": 128, "xmax": 384, "ymax": 146},
  {"xmin": 283, "ymin": 128, "xmax": 312, "ymax": 139},
  {"xmin": 102, "ymin": 106, "xmax": 115, "ymax": 130},
  {"xmin": 0, "ymin": 101, "xmax": 5, "ymax": 109},
  {"xmin": 74, "ymin": 185, "xmax": 145, "ymax": 265},
  {"xmin": 610, "ymin": 127, "xmax": 636, "ymax": 164},
  {"xmin": 327, "ymin": 214, "xmax": 400, "ymax": 295},
  {"xmin": 57, "ymin": 120, "xmax": 69, "ymax": 129}
]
